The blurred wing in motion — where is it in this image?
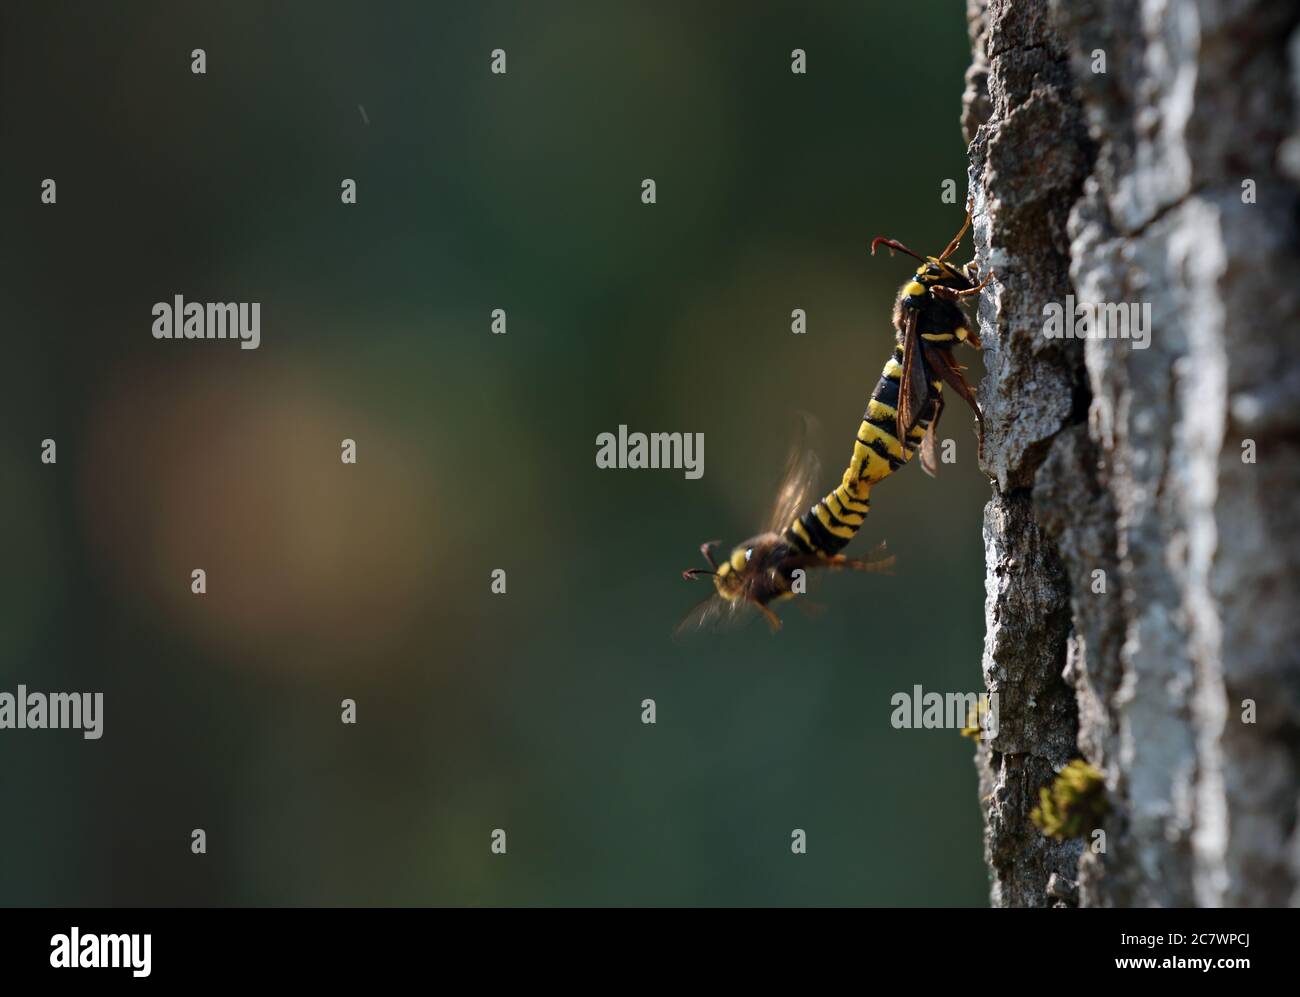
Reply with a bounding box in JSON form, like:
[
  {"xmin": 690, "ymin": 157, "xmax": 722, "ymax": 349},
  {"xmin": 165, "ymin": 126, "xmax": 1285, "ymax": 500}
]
[
  {"xmin": 673, "ymin": 593, "xmax": 753, "ymax": 639},
  {"xmin": 765, "ymin": 415, "xmax": 822, "ymax": 534}
]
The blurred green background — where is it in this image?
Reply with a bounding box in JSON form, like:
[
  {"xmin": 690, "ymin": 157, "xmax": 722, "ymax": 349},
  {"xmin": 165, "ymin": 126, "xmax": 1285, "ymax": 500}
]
[{"xmin": 1, "ymin": 1, "xmax": 989, "ymax": 905}]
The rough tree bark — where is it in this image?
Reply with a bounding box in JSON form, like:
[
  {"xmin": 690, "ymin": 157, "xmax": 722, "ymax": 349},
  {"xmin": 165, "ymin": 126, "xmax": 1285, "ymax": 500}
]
[{"xmin": 963, "ymin": 0, "xmax": 1300, "ymax": 907}]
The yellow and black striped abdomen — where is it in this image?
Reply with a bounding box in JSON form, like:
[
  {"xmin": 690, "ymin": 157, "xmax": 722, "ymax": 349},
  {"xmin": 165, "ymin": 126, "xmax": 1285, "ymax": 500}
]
[{"xmin": 782, "ymin": 346, "xmax": 939, "ymax": 557}]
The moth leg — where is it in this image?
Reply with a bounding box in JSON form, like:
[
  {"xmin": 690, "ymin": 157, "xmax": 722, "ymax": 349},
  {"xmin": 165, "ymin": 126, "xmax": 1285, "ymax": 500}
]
[
  {"xmin": 757, "ymin": 602, "xmax": 783, "ymax": 633},
  {"xmin": 923, "ymin": 345, "xmax": 985, "ymax": 461},
  {"xmin": 937, "ymin": 208, "xmax": 973, "ymax": 261},
  {"xmin": 952, "ymin": 269, "xmax": 995, "ymax": 298},
  {"xmin": 930, "ymin": 279, "xmax": 992, "ymax": 307},
  {"xmin": 823, "ymin": 553, "xmax": 896, "ymax": 574},
  {"xmin": 844, "ymin": 554, "xmax": 896, "ymax": 574}
]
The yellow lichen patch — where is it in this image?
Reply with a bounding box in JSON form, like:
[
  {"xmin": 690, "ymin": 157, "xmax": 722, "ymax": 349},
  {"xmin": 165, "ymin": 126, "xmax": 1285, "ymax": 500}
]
[
  {"xmin": 960, "ymin": 695, "xmax": 992, "ymax": 741},
  {"xmin": 1030, "ymin": 760, "xmax": 1108, "ymax": 840}
]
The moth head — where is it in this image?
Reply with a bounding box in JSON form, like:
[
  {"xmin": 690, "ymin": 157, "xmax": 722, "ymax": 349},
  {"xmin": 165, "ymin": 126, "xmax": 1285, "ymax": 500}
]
[{"xmin": 916, "ymin": 256, "xmax": 973, "ymax": 291}]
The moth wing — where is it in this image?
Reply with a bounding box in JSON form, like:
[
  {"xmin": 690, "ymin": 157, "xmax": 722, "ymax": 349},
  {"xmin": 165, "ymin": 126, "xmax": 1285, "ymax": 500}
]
[
  {"xmin": 765, "ymin": 416, "xmax": 821, "ymax": 534},
  {"xmin": 922, "ymin": 344, "xmax": 984, "ymax": 458},
  {"xmin": 896, "ymin": 309, "xmax": 929, "ymax": 449},
  {"xmin": 673, "ymin": 593, "xmax": 753, "ymax": 639},
  {"xmin": 918, "ymin": 396, "xmax": 944, "ymax": 478},
  {"xmin": 923, "ymin": 345, "xmax": 981, "ymax": 421}
]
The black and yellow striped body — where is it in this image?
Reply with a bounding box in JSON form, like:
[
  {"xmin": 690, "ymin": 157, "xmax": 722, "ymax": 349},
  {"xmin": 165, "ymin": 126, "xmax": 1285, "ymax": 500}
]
[
  {"xmin": 781, "ymin": 255, "xmax": 978, "ymax": 558},
  {"xmin": 783, "ymin": 345, "xmax": 940, "ymax": 557},
  {"xmin": 680, "ymin": 215, "xmax": 989, "ymax": 632}
]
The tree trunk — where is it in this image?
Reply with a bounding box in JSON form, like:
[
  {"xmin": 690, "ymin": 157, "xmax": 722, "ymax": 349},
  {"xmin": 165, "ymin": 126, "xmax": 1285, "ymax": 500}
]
[{"xmin": 964, "ymin": 0, "xmax": 1300, "ymax": 907}]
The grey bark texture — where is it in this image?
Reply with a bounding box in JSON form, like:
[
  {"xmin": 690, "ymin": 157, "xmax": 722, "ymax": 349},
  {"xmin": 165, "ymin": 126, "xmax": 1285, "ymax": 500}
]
[{"xmin": 963, "ymin": 0, "xmax": 1300, "ymax": 907}]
